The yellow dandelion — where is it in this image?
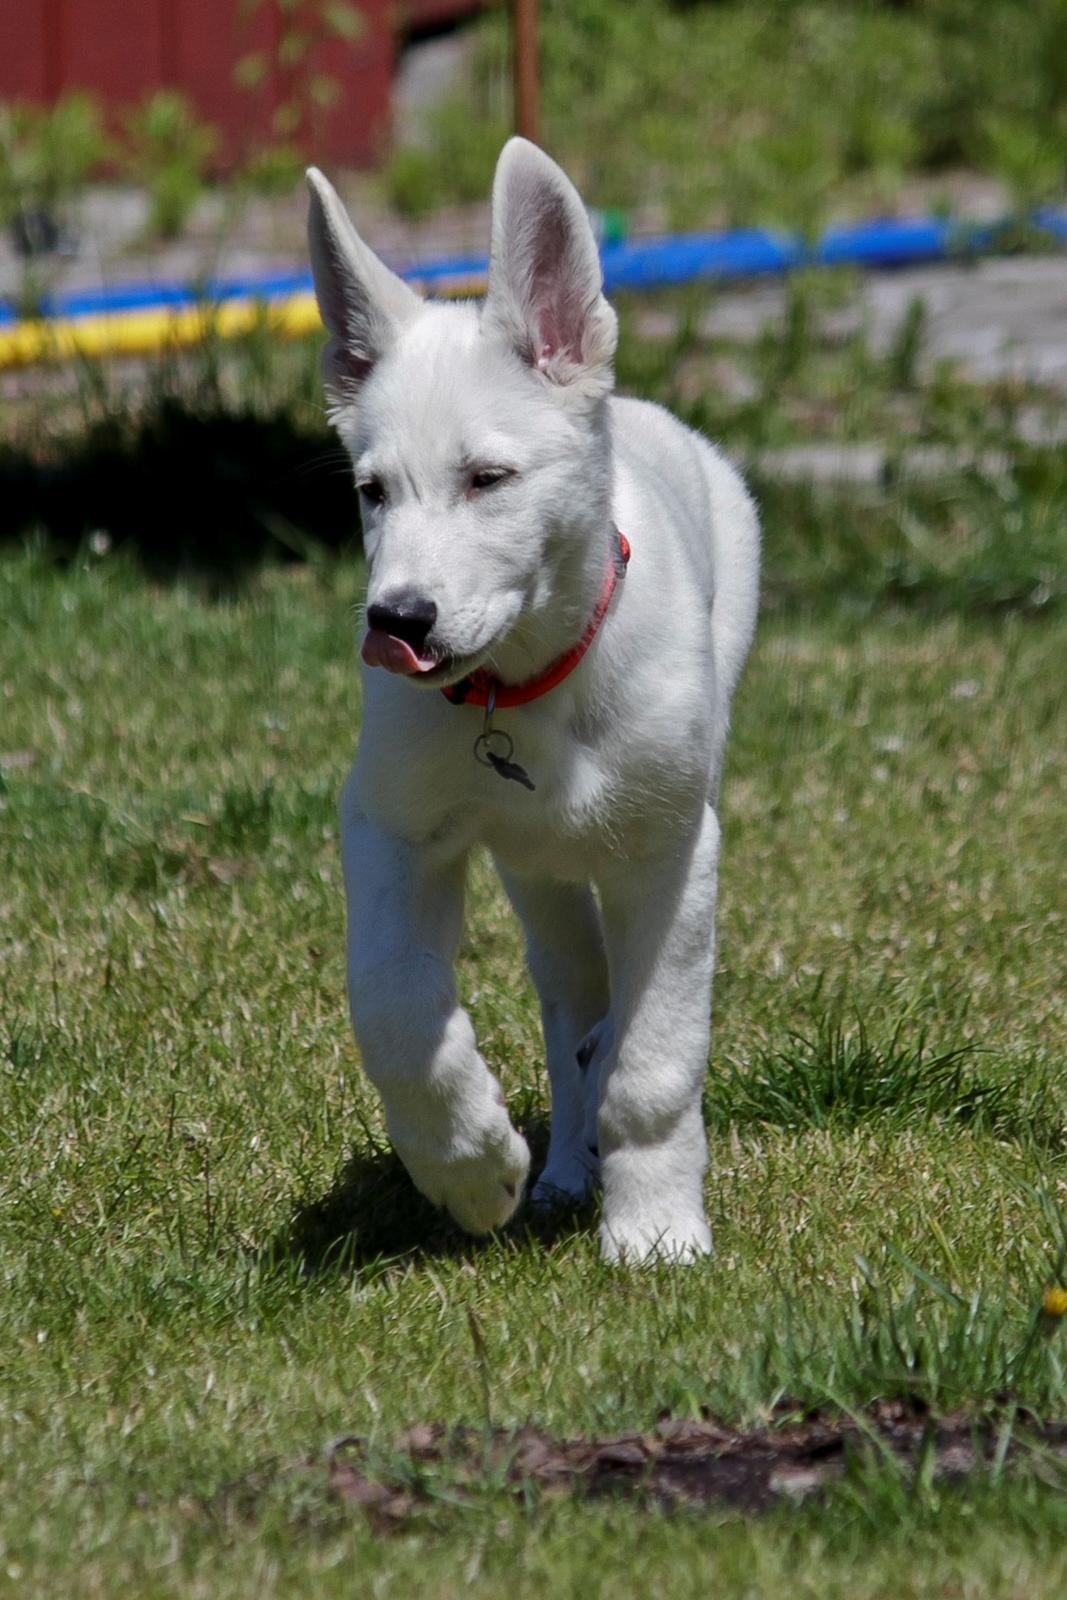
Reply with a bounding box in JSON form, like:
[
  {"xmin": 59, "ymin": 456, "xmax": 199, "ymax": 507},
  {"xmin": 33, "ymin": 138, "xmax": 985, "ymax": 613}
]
[{"xmin": 1041, "ymin": 1285, "xmax": 1067, "ymax": 1319}]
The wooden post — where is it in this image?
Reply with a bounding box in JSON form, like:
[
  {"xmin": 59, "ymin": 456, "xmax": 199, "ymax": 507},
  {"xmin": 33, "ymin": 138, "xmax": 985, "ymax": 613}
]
[{"xmin": 512, "ymin": 0, "xmax": 539, "ymax": 146}]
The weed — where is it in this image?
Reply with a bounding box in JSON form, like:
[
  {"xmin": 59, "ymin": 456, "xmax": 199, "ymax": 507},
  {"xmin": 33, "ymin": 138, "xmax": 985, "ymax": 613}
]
[
  {"xmin": 885, "ymin": 296, "xmax": 927, "ymax": 392},
  {"xmin": 0, "ymin": 94, "xmax": 110, "ymax": 313},
  {"xmin": 234, "ymin": 0, "xmax": 363, "ymax": 150},
  {"xmin": 706, "ymin": 1013, "xmax": 1061, "ymax": 1148},
  {"xmin": 122, "ymin": 91, "xmax": 218, "ymax": 240}
]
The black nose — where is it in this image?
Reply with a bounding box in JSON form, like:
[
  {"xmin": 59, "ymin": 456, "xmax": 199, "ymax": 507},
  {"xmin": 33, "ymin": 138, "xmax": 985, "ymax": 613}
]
[{"xmin": 366, "ymin": 590, "xmax": 437, "ymax": 651}]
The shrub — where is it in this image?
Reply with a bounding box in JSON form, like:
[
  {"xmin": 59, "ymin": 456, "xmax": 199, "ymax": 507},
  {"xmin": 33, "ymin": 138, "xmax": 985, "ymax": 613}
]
[{"xmin": 122, "ymin": 91, "xmax": 218, "ymax": 240}]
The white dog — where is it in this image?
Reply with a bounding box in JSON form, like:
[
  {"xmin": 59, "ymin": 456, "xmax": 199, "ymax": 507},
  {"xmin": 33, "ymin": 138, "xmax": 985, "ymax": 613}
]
[{"xmin": 306, "ymin": 139, "xmax": 759, "ymax": 1262}]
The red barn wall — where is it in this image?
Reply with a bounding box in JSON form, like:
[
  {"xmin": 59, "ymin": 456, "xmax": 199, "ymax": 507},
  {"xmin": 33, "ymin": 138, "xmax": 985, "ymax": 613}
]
[{"xmin": 0, "ymin": 0, "xmax": 483, "ymax": 167}]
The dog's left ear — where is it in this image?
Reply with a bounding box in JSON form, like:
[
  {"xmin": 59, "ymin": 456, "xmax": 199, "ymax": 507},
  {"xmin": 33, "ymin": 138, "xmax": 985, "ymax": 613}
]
[{"xmin": 483, "ymin": 139, "xmax": 617, "ymax": 400}]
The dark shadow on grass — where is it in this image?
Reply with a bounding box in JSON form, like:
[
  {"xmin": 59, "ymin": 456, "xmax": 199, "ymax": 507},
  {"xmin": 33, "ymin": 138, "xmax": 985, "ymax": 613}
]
[
  {"xmin": 258, "ymin": 1113, "xmax": 595, "ymax": 1278},
  {"xmin": 0, "ymin": 404, "xmax": 358, "ymax": 584},
  {"xmin": 261, "ymin": 1142, "xmax": 471, "ymax": 1275}
]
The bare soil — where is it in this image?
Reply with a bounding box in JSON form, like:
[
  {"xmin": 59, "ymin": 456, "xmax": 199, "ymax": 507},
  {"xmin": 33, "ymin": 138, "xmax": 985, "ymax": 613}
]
[{"xmin": 204, "ymin": 1401, "xmax": 1067, "ymax": 1530}]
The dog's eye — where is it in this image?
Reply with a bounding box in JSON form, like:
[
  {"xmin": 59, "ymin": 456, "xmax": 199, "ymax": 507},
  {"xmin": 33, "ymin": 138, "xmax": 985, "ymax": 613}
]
[
  {"xmin": 469, "ymin": 467, "xmax": 515, "ymax": 492},
  {"xmin": 357, "ymin": 477, "xmax": 386, "ymax": 507}
]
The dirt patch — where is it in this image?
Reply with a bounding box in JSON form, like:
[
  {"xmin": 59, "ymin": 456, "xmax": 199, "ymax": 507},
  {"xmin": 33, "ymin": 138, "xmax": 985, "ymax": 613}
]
[{"xmin": 206, "ymin": 1401, "xmax": 1067, "ymax": 1530}]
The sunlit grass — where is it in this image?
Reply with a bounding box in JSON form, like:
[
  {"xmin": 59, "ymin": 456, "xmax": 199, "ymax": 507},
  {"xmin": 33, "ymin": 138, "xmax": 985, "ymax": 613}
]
[{"xmin": 1, "ymin": 529, "xmax": 1066, "ymax": 1595}]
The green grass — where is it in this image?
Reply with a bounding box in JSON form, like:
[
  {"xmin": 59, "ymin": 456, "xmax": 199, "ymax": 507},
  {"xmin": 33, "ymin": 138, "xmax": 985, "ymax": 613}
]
[
  {"xmin": 4, "ymin": 4, "xmax": 1067, "ymax": 1581},
  {"xmin": 1, "ymin": 474, "xmax": 1066, "ymax": 1596},
  {"xmin": 705, "ymin": 1014, "xmax": 1061, "ymax": 1145}
]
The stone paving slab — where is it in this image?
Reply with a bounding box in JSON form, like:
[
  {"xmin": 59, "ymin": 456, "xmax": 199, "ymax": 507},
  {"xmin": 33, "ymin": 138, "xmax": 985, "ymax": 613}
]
[
  {"xmin": 750, "ymin": 442, "xmax": 1013, "ymax": 485},
  {"xmin": 694, "ymin": 256, "xmax": 1067, "ymax": 388},
  {"xmin": 752, "ymin": 404, "xmax": 1067, "ymax": 484}
]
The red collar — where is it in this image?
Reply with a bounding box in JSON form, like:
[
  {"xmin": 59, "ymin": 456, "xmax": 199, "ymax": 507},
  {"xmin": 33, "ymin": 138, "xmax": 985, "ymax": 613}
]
[{"xmin": 441, "ymin": 529, "xmax": 631, "ymax": 709}]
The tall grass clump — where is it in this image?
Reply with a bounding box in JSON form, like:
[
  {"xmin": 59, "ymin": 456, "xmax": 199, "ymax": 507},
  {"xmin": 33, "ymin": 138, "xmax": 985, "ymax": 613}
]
[{"xmin": 707, "ymin": 1013, "xmax": 1061, "ymax": 1149}]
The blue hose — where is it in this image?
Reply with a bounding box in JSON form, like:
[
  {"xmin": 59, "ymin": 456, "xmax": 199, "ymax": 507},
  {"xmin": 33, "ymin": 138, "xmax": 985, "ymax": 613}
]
[{"xmin": 3, "ymin": 210, "xmax": 1065, "ymax": 327}]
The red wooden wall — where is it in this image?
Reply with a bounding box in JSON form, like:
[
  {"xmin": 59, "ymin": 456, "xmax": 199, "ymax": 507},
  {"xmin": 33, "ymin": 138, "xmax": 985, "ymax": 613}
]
[{"xmin": 0, "ymin": 0, "xmax": 484, "ymax": 167}]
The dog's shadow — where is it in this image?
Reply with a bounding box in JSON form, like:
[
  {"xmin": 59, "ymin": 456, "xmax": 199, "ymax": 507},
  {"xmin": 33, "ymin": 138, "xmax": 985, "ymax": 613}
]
[{"xmin": 260, "ymin": 1118, "xmax": 595, "ymax": 1277}]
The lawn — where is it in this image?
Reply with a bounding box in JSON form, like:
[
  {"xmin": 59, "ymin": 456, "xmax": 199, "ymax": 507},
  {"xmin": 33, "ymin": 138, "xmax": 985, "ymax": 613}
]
[{"xmin": 1, "ymin": 426, "xmax": 1066, "ymax": 1596}]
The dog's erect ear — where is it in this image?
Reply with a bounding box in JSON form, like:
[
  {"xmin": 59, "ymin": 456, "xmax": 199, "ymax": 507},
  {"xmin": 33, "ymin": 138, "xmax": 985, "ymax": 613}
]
[
  {"xmin": 306, "ymin": 167, "xmax": 421, "ymax": 403},
  {"xmin": 483, "ymin": 139, "xmax": 617, "ymax": 399}
]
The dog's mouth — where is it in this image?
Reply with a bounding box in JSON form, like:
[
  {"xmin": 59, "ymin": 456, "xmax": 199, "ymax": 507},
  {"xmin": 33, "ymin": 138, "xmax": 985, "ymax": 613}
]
[
  {"xmin": 361, "ymin": 630, "xmax": 481, "ymax": 688},
  {"xmin": 361, "ymin": 630, "xmax": 439, "ymax": 677}
]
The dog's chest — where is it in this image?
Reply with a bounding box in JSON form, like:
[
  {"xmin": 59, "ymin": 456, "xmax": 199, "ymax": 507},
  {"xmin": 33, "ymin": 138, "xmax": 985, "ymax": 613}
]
[
  {"xmin": 474, "ymin": 742, "xmax": 621, "ymax": 876},
  {"xmin": 427, "ymin": 738, "xmax": 620, "ymax": 872},
  {"xmin": 357, "ymin": 688, "xmax": 694, "ymax": 881}
]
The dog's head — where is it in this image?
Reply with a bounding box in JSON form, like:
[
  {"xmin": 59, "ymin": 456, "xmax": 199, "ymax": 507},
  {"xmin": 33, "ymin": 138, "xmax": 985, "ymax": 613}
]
[{"xmin": 306, "ymin": 139, "xmax": 618, "ymax": 689}]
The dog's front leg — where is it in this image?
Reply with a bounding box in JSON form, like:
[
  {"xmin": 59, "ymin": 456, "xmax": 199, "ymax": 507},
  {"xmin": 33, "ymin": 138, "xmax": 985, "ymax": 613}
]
[
  {"xmin": 342, "ymin": 798, "xmax": 530, "ymax": 1234},
  {"xmin": 595, "ymin": 803, "xmax": 721, "ymax": 1264}
]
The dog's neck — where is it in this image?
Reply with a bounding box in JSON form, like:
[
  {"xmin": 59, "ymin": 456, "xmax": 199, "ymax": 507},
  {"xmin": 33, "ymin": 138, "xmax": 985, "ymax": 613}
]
[
  {"xmin": 484, "ymin": 511, "xmax": 620, "ymax": 689},
  {"xmin": 443, "ymin": 526, "xmax": 628, "ymax": 710},
  {"xmin": 482, "ymin": 407, "xmax": 616, "ymax": 688}
]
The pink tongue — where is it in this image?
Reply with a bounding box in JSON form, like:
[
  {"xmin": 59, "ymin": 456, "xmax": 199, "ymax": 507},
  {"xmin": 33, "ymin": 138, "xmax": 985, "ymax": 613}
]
[{"xmin": 362, "ymin": 630, "xmax": 437, "ymax": 675}]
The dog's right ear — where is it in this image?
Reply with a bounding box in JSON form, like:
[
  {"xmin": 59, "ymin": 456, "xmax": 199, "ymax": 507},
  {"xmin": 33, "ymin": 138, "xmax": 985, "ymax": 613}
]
[{"xmin": 306, "ymin": 167, "xmax": 421, "ymax": 404}]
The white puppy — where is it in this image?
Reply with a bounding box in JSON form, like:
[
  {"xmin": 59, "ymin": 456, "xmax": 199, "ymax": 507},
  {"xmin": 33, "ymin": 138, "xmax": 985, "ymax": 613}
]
[{"xmin": 306, "ymin": 139, "xmax": 759, "ymax": 1262}]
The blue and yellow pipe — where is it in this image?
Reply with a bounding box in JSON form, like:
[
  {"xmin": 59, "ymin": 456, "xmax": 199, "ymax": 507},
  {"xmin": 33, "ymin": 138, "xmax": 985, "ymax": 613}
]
[{"xmin": 2, "ymin": 212, "xmax": 1064, "ymax": 370}]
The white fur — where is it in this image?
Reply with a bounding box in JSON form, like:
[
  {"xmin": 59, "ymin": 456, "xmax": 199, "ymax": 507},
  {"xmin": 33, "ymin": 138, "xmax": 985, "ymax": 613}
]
[{"xmin": 307, "ymin": 141, "xmax": 760, "ymax": 1262}]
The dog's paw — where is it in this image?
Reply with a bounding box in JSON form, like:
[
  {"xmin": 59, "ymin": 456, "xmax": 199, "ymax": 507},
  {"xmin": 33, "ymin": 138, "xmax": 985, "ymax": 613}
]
[
  {"xmin": 530, "ymin": 1146, "xmax": 599, "ymax": 1210},
  {"xmin": 599, "ymin": 1212, "xmax": 713, "ymax": 1265},
  {"xmin": 400, "ymin": 1114, "xmax": 530, "ymax": 1236}
]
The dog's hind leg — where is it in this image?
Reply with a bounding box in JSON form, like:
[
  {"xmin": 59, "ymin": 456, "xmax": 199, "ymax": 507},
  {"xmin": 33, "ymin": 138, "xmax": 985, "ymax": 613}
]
[
  {"xmin": 497, "ymin": 868, "xmax": 610, "ymax": 1208},
  {"xmin": 342, "ymin": 793, "xmax": 530, "ymax": 1235}
]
